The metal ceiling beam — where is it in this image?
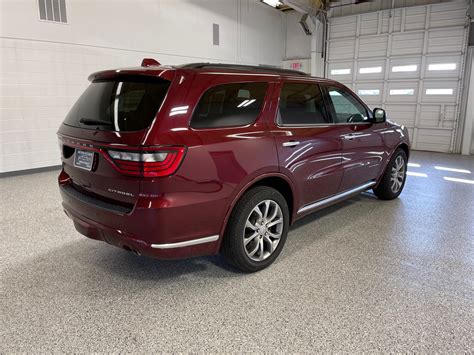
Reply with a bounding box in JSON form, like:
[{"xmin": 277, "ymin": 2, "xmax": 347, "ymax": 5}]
[{"xmin": 281, "ymin": 0, "xmax": 325, "ymax": 16}]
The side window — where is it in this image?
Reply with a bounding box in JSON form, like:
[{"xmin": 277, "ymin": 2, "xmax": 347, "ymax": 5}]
[
  {"xmin": 325, "ymin": 86, "xmax": 369, "ymax": 123},
  {"xmin": 278, "ymin": 83, "xmax": 329, "ymax": 125},
  {"xmin": 190, "ymin": 82, "xmax": 267, "ymax": 129}
]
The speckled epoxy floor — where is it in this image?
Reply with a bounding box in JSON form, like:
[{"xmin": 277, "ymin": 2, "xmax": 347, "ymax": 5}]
[{"xmin": 1, "ymin": 151, "xmax": 473, "ymax": 352}]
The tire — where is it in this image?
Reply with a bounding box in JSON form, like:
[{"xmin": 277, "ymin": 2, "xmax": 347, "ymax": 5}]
[
  {"xmin": 222, "ymin": 186, "xmax": 290, "ymax": 273},
  {"xmin": 373, "ymin": 148, "xmax": 408, "ymax": 200}
]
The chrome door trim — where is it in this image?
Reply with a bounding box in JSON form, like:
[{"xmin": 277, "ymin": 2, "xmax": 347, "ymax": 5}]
[
  {"xmin": 297, "ymin": 181, "xmax": 376, "ymax": 215},
  {"xmin": 276, "ymin": 122, "xmax": 372, "ymax": 128},
  {"xmin": 342, "ymin": 133, "xmax": 356, "ymax": 140},
  {"xmin": 282, "ymin": 141, "xmax": 300, "ymax": 147},
  {"xmin": 151, "ymin": 235, "xmax": 219, "ymax": 249}
]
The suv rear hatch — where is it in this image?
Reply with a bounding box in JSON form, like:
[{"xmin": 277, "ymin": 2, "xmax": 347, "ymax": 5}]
[{"xmin": 58, "ymin": 70, "xmax": 175, "ymax": 211}]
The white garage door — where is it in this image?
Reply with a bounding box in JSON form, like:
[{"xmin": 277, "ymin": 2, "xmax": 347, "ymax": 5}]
[{"xmin": 326, "ymin": 1, "xmax": 469, "ymax": 152}]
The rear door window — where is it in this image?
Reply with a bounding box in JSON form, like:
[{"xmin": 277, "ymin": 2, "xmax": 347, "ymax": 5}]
[
  {"xmin": 190, "ymin": 82, "xmax": 267, "ymax": 129},
  {"xmin": 63, "ymin": 76, "xmax": 171, "ymax": 131},
  {"xmin": 278, "ymin": 83, "xmax": 330, "ymax": 125},
  {"xmin": 324, "ymin": 86, "xmax": 369, "ymax": 124}
]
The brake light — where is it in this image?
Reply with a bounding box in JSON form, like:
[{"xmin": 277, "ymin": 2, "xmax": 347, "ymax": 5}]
[{"xmin": 108, "ymin": 147, "xmax": 186, "ymax": 177}]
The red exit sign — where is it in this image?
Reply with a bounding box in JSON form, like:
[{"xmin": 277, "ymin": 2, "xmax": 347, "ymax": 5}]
[{"xmin": 290, "ymin": 62, "xmax": 302, "ymax": 69}]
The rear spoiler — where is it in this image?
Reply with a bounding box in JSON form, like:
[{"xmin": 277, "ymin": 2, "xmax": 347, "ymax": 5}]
[
  {"xmin": 88, "ymin": 68, "xmax": 176, "ymax": 82},
  {"xmin": 141, "ymin": 58, "xmax": 161, "ymax": 67},
  {"xmin": 88, "ymin": 58, "xmax": 175, "ymax": 82}
]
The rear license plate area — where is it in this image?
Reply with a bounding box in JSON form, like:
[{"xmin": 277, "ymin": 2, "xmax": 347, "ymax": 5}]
[{"xmin": 74, "ymin": 149, "xmax": 95, "ymax": 171}]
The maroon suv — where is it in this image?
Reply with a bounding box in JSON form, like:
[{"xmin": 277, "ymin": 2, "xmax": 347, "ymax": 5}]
[{"xmin": 58, "ymin": 60, "xmax": 410, "ymax": 272}]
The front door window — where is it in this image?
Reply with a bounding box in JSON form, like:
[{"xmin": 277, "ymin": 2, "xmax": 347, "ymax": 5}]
[{"xmin": 325, "ymin": 87, "xmax": 369, "ymax": 124}]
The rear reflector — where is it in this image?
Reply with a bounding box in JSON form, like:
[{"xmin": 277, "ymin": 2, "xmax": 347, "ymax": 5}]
[{"xmin": 108, "ymin": 147, "xmax": 185, "ymax": 177}]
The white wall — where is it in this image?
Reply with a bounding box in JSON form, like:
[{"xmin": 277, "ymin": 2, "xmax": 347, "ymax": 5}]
[
  {"xmin": 468, "ymin": 52, "xmax": 474, "ymax": 155},
  {"xmin": 0, "ymin": 0, "xmax": 287, "ymax": 173},
  {"xmin": 282, "ymin": 58, "xmax": 311, "ymax": 74},
  {"xmin": 471, "ymin": 120, "xmax": 474, "ymax": 154},
  {"xmin": 284, "ymin": 10, "xmax": 325, "ymax": 77},
  {"xmin": 461, "ymin": 47, "xmax": 474, "ymax": 155},
  {"xmin": 284, "ymin": 10, "xmax": 310, "ymax": 60}
]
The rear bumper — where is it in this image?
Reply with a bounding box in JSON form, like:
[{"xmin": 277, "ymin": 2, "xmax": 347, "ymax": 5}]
[
  {"xmin": 58, "ymin": 176, "xmax": 229, "ymax": 259},
  {"xmin": 63, "ymin": 203, "xmax": 220, "ymax": 259}
]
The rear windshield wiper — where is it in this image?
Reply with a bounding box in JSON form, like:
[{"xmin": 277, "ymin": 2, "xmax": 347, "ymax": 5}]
[{"xmin": 80, "ymin": 118, "xmax": 113, "ymax": 126}]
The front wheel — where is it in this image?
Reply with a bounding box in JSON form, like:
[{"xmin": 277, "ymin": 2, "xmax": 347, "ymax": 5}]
[
  {"xmin": 373, "ymin": 148, "xmax": 408, "ymax": 200},
  {"xmin": 222, "ymin": 186, "xmax": 289, "ymax": 273}
]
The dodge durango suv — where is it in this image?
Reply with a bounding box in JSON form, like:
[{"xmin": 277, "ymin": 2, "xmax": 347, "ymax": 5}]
[{"xmin": 57, "ymin": 60, "xmax": 410, "ymax": 272}]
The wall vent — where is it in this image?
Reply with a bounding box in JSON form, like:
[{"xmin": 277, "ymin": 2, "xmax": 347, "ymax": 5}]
[
  {"xmin": 38, "ymin": 0, "xmax": 67, "ymax": 23},
  {"xmin": 213, "ymin": 24, "xmax": 219, "ymax": 46}
]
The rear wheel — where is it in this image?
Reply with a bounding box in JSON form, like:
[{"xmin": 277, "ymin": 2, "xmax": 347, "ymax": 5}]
[
  {"xmin": 373, "ymin": 148, "xmax": 407, "ymax": 200},
  {"xmin": 222, "ymin": 186, "xmax": 289, "ymax": 273}
]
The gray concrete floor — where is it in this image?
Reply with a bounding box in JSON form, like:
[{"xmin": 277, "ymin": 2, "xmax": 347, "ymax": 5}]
[{"xmin": 1, "ymin": 151, "xmax": 473, "ymax": 352}]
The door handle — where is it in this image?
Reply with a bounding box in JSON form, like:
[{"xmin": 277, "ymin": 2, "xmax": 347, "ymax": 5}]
[
  {"xmin": 342, "ymin": 133, "xmax": 356, "ymax": 140},
  {"xmin": 282, "ymin": 141, "xmax": 300, "ymax": 147}
]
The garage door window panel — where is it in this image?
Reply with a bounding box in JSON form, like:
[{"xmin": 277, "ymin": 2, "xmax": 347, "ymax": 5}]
[
  {"xmin": 428, "ymin": 63, "xmax": 456, "ymax": 71},
  {"xmin": 331, "ymin": 68, "xmax": 351, "ymax": 75},
  {"xmin": 392, "ymin": 65, "xmax": 418, "ymax": 72},
  {"xmin": 359, "ymin": 66, "xmax": 382, "ymax": 74},
  {"xmin": 358, "ymin": 89, "xmax": 380, "ymax": 96}
]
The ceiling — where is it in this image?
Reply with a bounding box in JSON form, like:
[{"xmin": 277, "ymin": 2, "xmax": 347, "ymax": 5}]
[
  {"xmin": 328, "ymin": 0, "xmax": 467, "ymax": 18},
  {"xmin": 277, "ymin": 0, "xmax": 467, "ymax": 17}
]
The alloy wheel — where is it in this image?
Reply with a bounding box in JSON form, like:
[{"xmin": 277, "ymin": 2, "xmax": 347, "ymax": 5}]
[
  {"xmin": 243, "ymin": 200, "xmax": 284, "ymax": 262},
  {"xmin": 390, "ymin": 155, "xmax": 406, "ymax": 193}
]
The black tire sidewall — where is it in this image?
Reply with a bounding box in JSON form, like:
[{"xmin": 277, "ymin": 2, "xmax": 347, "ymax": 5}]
[
  {"xmin": 374, "ymin": 149, "xmax": 408, "ymax": 200},
  {"xmin": 223, "ymin": 187, "xmax": 290, "ymax": 272}
]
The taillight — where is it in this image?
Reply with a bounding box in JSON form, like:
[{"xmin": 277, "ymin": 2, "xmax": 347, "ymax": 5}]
[{"xmin": 108, "ymin": 147, "xmax": 186, "ymax": 177}]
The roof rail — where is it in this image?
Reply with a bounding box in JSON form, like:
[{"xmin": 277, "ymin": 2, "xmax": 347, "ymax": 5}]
[{"xmin": 179, "ymin": 63, "xmax": 308, "ymax": 76}]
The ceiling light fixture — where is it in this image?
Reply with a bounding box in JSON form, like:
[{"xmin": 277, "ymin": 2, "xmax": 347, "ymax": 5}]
[{"xmin": 262, "ymin": 0, "xmax": 282, "ymax": 8}]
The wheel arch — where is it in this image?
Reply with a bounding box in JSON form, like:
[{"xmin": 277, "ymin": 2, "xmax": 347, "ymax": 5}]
[
  {"xmin": 374, "ymin": 142, "xmax": 410, "ymax": 189},
  {"xmin": 217, "ymin": 173, "xmax": 296, "ymax": 249},
  {"xmin": 397, "ymin": 143, "xmax": 410, "ymax": 159}
]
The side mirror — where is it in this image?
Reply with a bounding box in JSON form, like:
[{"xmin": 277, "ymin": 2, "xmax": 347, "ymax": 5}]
[{"xmin": 373, "ymin": 108, "xmax": 386, "ymax": 123}]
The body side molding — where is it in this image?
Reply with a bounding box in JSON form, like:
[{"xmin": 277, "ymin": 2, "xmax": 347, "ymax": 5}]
[
  {"xmin": 151, "ymin": 235, "xmax": 220, "ymax": 249},
  {"xmin": 297, "ymin": 181, "xmax": 376, "ymax": 215}
]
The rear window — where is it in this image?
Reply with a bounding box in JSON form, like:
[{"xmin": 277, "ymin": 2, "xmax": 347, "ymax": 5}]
[
  {"xmin": 278, "ymin": 83, "xmax": 329, "ymax": 125},
  {"xmin": 190, "ymin": 82, "xmax": 267, "ymax": 129},
  {"xmin": 63, "ymin": 76, "xmax": 170, "ymax": 131}
]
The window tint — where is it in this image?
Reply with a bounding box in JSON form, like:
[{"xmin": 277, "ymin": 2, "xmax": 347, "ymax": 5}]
[
  {"xmin": 63, "ymin": 76, "xmax": 170, "ymax": 131},
  {"xmin": 325, "ymin": 86, "xmax": 368, "ymax": 123},
  {"xmin": 190, "ymin": 82, "xmax": 267, "ymax": 129},
  {"xmin": 278, "ymin": 83, "xmax": 329, "ymax": 125}
]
